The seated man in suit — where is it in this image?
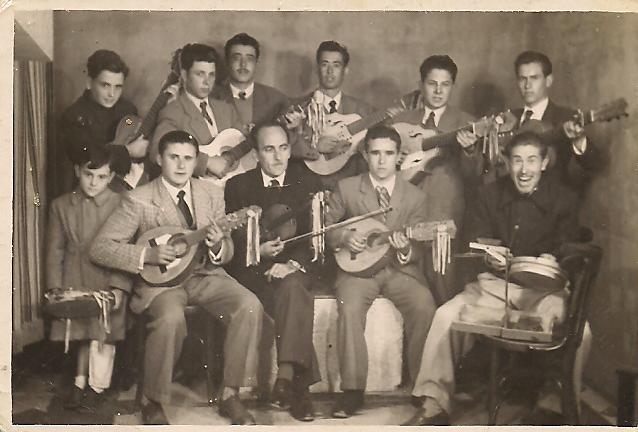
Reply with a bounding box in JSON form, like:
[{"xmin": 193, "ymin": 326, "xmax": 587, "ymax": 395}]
[
  {"xmin": 213, "ymin": 33, "xmax": 290, "ymax": 128},
  {"xmin": 461, "ymin": 51, "xmax": 601, "ymax": 189},
  {"xmin": 324, "ymin": 124, "xmax": 437, "ymax": 418},
  {"xmin": 225, "ymin": 122, "xmax": 323, "ymax": 422},
  {"xmin": 392, "ymin": 55, "xmax": 476, "ymax": 304},
  {"xmin": 90, "ymin": 130, "xmax": 263, "ymax": 425},
  {"xmin": 150, "ymin": 43, "xmax": 246, "ymax": 181},
  {"xmin": 402, "ymin": 128, "xmax": 591, "ymax": 426}
]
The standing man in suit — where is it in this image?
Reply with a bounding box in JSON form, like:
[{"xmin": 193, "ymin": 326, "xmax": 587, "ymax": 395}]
[
  {"xmin": 90, "ymin": 130, "xmax": 263, "ymax": 425},
  {"xmin": 324, "ymin": 125, "xmax": 437, "ymax": 418},
  {"xmin": 225, "ymin": 122, "xmax": 323, "ymax": 422},
  {"xmin": 213, "ymin": 33, "xmax": 290, "ymax": 128},
  {"xmin": 150, "ymin": 43, "xmax": 247, "ymax": 181}
]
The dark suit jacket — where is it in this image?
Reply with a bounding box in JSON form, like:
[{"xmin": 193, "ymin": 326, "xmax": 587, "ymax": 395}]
[
  {"xmin": 212, "ymin": 81, "xmax": 290, "ymax": 127},
  {"xmin": 292, "ymin": 91, "xmax": 375, "ymax": 117},
  {"xmin": 325, "ymin": 173, "xmax": 428, "ymax": 284},
  {"xmin": 150, "ymin": 92, "xmax": 245, "ymax": 177},
  {"xmin": 90, "ymin": 177, "xmax": 234, "ymax": 313}
]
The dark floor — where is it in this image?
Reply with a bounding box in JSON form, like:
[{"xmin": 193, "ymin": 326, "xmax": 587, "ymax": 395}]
[{"xmin": 11, "ymin": 340, "xmax": 612, "ymax": 426}]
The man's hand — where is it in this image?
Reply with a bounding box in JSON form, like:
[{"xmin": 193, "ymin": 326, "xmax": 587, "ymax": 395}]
[
  {"xmin": 563, "ymin": 120, "xmax": 585, "ymax": 140},
  {"xmin": 264, "ymin": 262, "xmax": 297, "ymax": 282},
  {"xmin": 283, "ymin": 109, "xmax": 306, "ymax": 130},
  {"xmin": 206, "ymin": 155, "xmax": 231, "ymax": 178},
  {"xmin": 125, "ymin": 135, "xmax": 150, "ymax": 159},
  {"xmin": 260, "ymin": 238, "xmax": 284, "ymax": 258},
  {"xmin": 343, "ymin": 230, "xmax": 367, "ymax": 254},
  {"xmin": 111, "ymin": 288, "xmax": 126, "ymax": 311},
  {"xmin": 484, "ymin": 251, "xmax": 512, "ymax": 273},
  {"xmin": 164, "ymin": 83, "xmax": 180, "ymax": 104},
  {"xmin": 457, "ymin": 129, "xmax": 478, "ymax": 149},
  {"xmin": 204, "ymin": 224, "xmax": 225, "ymax": 250},
  {"xmin": 388, "ymin": 231, "xmax": 410, "ymax": 255},
  {"xmin": 145, "ymin": 245, "xmax": 177, "ymax": 265}
]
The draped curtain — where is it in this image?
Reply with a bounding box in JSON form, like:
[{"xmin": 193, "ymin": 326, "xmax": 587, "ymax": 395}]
[{"xmin": 13, "ymin": 60, "xmax": 51, "ymax": 353}]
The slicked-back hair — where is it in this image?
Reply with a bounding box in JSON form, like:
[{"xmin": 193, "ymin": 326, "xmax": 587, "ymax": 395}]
[
  {"xmin": 316, "ymin": 41, "xmax": 350, "ymax": 66},
  {"xmin": 250, "ymin": 121, "xmax": 289, "ymax": 150},
  {"xmin": 224, "ymin": 33, "xmax": 260, "ymax": 60},
  {"xmin": 514, "ymin": 50, "xmax": 553, "ymax": 77},
  {"xmin": 363, "ymin": 124, "xmax": 402, "ymax": 152},
  {"xmin": 504, "ymin": 130, "xmax": 548, "ymax": 159},
  {"xmin": 419, "ymin": 55, "xmax": 458, "ymax": 83},
  {"xmin": 179, "ymin": 43, "xmax": 218, "ymax": 72},
  {"xmin": 158, "ymin": 130, "xmax": 200, "ymax": 156},
  {"xmin": 87, "ymin": 49, "xmax": 129, "ymax": 79},
  {"xmin": 75, "ymin": 145, "xmax": 118, "ymax": 172}
]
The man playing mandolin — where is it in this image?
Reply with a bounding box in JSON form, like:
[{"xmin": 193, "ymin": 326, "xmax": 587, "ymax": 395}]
[
  {"xmin": 402, "ymin": 128, "xmax": 591, "ymax": 426},
  {"xmin": 90, "ymin": 130, "xmax": 264, "ymax": 425},
  {"xmin": 324, "ymin": 124, "xmax": 437, "ymax": 418}
]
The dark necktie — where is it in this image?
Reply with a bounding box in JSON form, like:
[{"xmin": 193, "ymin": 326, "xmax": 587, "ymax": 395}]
[
  {"xmin": 238, "ymin": 91, "xmax": 247, "ymax": 100},
  {"xmin": 375, "ymin": 186, "xmax": 391, "ymax": 221},
  {"xmin": 424, "ymin": 111, "xmax": 437, "ymax": 129},
  {"xmin": 328, "ymin": 100, "xmax": 337, "ymax": 114},
  {"xmin": 269, "ymin": 179, "xmax": 281, "ymax": 188},
  {"xmin": 200, "ymin": 101, "xmax": 214, "ymax": 126},
  {"xmin": 177, "ymin": 190, "xmax": 194, "ymax": 228},
  {"xmin": 521, "ymin": 109, "xmax": 533, "ymax": 126}
]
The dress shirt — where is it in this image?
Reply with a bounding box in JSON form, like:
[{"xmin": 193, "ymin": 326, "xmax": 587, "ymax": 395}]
[
  {"xmin": 313, "ymin": 89, "xmax": 343, "ymax": 113},
  {"xmin": 261, "ymin": 170, "xmax": 286, "ymax": 187},
  {"xmin": 185, "ymin": 91, "xmax": 219, "ymax": 137},
  {"xmin": 421, "ymin": 105, "xmax": 447, "ymax": 128},
  {"xmin": 230, "ymin": 82, "xmax": 255, "ymax": 99}
]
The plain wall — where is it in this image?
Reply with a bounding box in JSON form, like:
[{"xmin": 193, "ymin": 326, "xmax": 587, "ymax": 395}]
[{"xmin": 51, "ymin": 10, "xmax": 638, "ymax": 399}]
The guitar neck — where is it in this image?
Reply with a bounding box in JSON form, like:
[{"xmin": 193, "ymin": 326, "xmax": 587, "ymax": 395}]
[
  {"xmin": 223, "ymin": 137, "xmax": 253, "ymax": 162},
  {"xmin": 346, "ymin": 110, "xmax": 393, "ymax": 136},
  {"xmin": 420, "ymin": 123, "xmax": 473, "ymax": 152},
  {"xmin": 139, "ymin": 91, "xmax": 173, "ymax": 139}
]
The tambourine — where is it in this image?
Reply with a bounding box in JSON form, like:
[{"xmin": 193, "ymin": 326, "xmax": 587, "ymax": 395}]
[
  {"xmin": 44, "ymin": 288, "xmax": 115, "ymax": 320},
  {"xmin": 509, "ymin": 254, "xmax": 567, "ymax": 293}
]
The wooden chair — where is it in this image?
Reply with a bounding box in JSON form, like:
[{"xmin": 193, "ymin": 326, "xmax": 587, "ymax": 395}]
[{"xmin": 482, "ymin": 242, "xmax": 603, "ymax": 425}]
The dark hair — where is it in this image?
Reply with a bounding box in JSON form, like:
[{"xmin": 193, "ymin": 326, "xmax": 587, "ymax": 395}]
[
  {"xmin": 251, "ymin": 121, "xmax": 288, "ymax": 150},
  {"xmin": 514, "ymin": 50, "xmax": 553, "ymax": 77},
  {"xmin": 224, "ymin": 33, "xmax": 260, "ymax": 60},
  {"xmin": 419, "ymin": 55, "xmax": 458, "ymax": 83},
  {"xmin": 87, "ymin": 49, "xmax": 129, "ymax": 79},
  {"xmin": 158, "ymin": 130, "xmax": 200, "ymax": 155},
  {"xmin": 316, "ymin": 41, "xmax": 350, "ymax": 66},
  {"xmin": 179, "ymin": 43, "xmax": 218, "ymax": 72},
  {"xmin": 363, "ymin": 125, "xmax": 401, "ymax": 152},
  {"xmin": 503, "ymin": 130, "xmax": 548, "ymax": 159},
  {"xmin": 75, "ymin": 145, "xmax": 118, "ymax": 171}
]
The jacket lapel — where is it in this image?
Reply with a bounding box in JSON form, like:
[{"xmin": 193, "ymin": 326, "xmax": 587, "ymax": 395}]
[
  {"xmin": 252, "ymin": 83, "xmax": 267, "ymax": 123},
  {"xmin": 209, "ymin": 98, "xmax": 230, "ymax": 132},
  {"xmin": 386, "ymin": 177, "xmax": 405, "ymax": 229},
  {"xmin": 438, "ymin": 106, "xmax": 458, "ymax": 131},
  {"xmin": 358, "ymin": 174, "xmax": 383, "ymax": 218},
  {"xmin": 190, "ymin": 179, "xmax": 212, "ymax": 229},
  {"xmin": 151, "ymin": 178, "xmax": 184, "ymax": 228},
  {"xmin": 180, "ymin": 93, "xmax": 214, "ymax": 145}
]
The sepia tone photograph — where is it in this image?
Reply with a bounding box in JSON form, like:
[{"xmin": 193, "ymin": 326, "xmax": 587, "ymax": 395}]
[{"xmin": 8, "ymin": 2, "xmax": 638, "ymax": 428}]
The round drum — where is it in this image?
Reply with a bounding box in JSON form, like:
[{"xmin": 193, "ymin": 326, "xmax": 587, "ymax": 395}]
[{"xmin": 509, "ymin": 255, "xmax": 567, "ymax": 292}]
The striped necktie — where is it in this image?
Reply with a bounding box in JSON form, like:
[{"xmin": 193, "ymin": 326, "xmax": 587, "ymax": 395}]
[{"xmin": 375, "ymin": 186, "xmax": 391, "ymax": 221}]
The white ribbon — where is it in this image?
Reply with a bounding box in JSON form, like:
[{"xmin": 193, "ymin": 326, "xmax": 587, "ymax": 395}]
[
  {"xmin": 246, "ymin": 208, "xmax": 261, "ymax": 266},
  {"xmin": 432, "ymin": 224, "xmax": 452, "ymax": 275}
]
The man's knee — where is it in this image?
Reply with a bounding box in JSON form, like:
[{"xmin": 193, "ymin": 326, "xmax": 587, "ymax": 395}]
[{"xmin": 150, "ymin": 308, "xmax": 186, "ymax": 333}]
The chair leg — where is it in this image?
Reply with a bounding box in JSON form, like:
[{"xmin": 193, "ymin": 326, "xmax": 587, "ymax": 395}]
[
  {"xmin": 487, "ymin": 346, "xmax": 500, "ymax": 425},
  {"xmin": 203, "ymin": 315, "xmax": 218, "ymax": 406},
  {"xmin": 561, "ymin": 374, "xmax": 580, "ymax": 425},
  {"xmin": 134, "ymin": 315, "xmax": 147, "ymax": 409}
]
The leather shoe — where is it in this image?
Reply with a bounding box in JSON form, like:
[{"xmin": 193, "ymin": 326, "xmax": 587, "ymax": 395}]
[
  {"xmin": 290, "ymin": 387, "xmax": 315, "ymax": 422},
  {"xmin": 141, "ymin": 399, "xmax": 169, "ymax": 425},
  {"xmin": 219, "ymin": 394, "xmax": 256, "ymax": 425},
  {"xmin": 332, "ymin": 390, "xmax": 364, "ymax": 418},
  {"xmin": 410, "ymin": 395, "xmax": 426, "ymax": 408},
  {"xmin": 401, "ymin": 408, "xmax": 450, "ymax": 426},
  {"xmin": 63, "ymin": 386, "xmax": 85, "ymax": 410},
  {"xmin": 270, "ymin": 378, "xmax": 293, "ymax": 410}
]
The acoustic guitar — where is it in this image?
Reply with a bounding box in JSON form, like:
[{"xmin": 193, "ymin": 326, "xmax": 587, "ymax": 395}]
[
  {"xmin": 137, "ymin": 205, "xmax": 261, "ymax": 286},
  {"xmin": 335, "ymin": 219, "xmax": 457, "ymax": 278}
]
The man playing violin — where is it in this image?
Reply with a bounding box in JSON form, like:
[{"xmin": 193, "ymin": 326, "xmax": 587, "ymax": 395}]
[
  {"xmin": 324, "ymin": 124, "xmax": 436, "ymax": 418},
  {"xmin": 402, "ymin": 128, "xmax": 592, "ymax": 426},
  {"xmin": 224, "ymin": 122, "xmax": 323, "ymax": 422},
  {"xmin": 90, "ymin": 130, "xmax": 264, "ymax": 425}
]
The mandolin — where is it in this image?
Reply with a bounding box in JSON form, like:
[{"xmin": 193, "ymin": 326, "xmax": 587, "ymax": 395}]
[
  {"xmin": 137, "ymin": 205, "xmax": 261, "ymax": 286},
  {"xmin": 335, "ymin": 219, "xmax": 457, "ymax": 278}
]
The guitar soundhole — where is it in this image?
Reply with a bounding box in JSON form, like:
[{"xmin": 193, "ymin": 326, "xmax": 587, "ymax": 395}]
[
  {"xmin": 367, "ymin": 232, "xmax": 381, "ymax": 247},
  {"xmin": 221, "ymin": 146, "xmax": 240, "ymax": 172},
  {"xmin": 169, "ymin": 234, "xmax": 189, "ymax": 258}
]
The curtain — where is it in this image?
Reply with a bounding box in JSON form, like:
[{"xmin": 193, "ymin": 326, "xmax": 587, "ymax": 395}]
[{"xmin": 13, "ymin": 60, "xmax": 51, "ymax": 353}]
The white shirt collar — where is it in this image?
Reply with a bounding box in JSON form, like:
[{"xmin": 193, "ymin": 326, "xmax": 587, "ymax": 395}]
[
  {"xmin": 422, "ymin": 105, "xmax": 447, "ymax": 128},
  {"xmin": 161, "ymin": 177, "xmax": 192, "ymax": 206},
  {"xmin": 313, "ymin": 89, "xmax": 342, "ymax": 112},
  {"xmin": 368, "ymin": 173, "xmax": 396, "ymax": 197},
  {"xmin": 261, "ymin": 169, "xmax": 286, "ymax": 188},
  {"xmin": 523, "ymin": 97, "xmax": 549, "ymax": 121},
  {"xmin": 230, "ymin": 82, "xmax": 255, "ymax": 99},
  {"xmin": 185, "ymin": 91, "xmax": 209, "ymax": 109}
]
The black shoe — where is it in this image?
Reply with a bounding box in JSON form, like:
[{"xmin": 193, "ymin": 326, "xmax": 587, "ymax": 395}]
[
  {"xmin": 290, "ymin": 387, "xmax": 315, "ymax": 422},
  {"xmin": 219, "ymin": 394, "xmax": 256, "ymax": 425},
  {"xmin": 78, "ymin": 387, "xmax": 106, "ymax": 412},
  {"xmin": 270, "ymin": 378, "xmax": 293, "ymax": 410},
  {"xmin": 141, "ymin": 399, "xmax": 169, "ymax": 425},
  {"xmin": 411, "ymin": 395, "xmax": 426, "ymax": 408},
  {"xmin": 63, "ymin": 386, "xmax": 85, "ymax": 410},
  {"xmin": 331, "ymin": 390, "xmax": 364, "ymax": 419},
  {"xmin": 401, "ymin": 407, "xmax": 450, "ymax": 426}
]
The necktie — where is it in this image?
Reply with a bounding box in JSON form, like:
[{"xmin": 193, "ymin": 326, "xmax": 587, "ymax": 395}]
[
  {"xmin": 375, "ymin": 186, "xmax": 391, "ymax": 221},
  {"xmin": 200, "ymin": 101, "xmax": 214, "ymax": 126},
  {"xmin": 177, "ymin": 190, "xmax": 194, "ymax": 228},
  {"xmin": 423, "ymin": 111, "xmax": 437, "ymax": 129},
  {"xmin": 269, "ymin": 179, "xmax": 280, "ymax": 188},
  {"xmin": 521, "ymin": 109, "xmax": 533, "ymax": 126},
  {"xmin": 328, "ymin": 100, "xmax": 337, "ymax": 114},
  {"xmin": 238, "ymin": 91, "xmax": 247, "ymax": 100}
]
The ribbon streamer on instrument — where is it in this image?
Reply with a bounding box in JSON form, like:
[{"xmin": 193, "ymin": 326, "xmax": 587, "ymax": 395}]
[
  {"xmin": 92, "ymin": 290, "xmax": 114, "ymax": 350},
  {"xmin": 307, "ymin": 96, "xmax": 326, "ymax": 148},
  {"xmin": 311, "ymin": 191, "xmax": 326, "ymax": 263},
  {"xmin": 432, "ymin": 224, "xmax": 452, "ymax": 275},
  {"xmin": 246, "ymin": 207, "xmax": 261, "ymax": 266},
  {"xmin": 482, "ymin": 114, "xmax": 503, "ymax": 165}
]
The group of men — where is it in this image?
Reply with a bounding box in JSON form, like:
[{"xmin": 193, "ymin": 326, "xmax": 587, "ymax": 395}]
[{"xmin": 58, "ymin": 32, "xmax": 600, "ymax": 425}]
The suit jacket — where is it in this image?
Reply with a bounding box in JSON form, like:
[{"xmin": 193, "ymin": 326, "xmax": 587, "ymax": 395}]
[
  {"xmin": 89, "ymin": 177, "xmax": 234, "ymax": 313},
  {"xmin": 292, "ymin": 91, "xmax": 376, "ymax": 117},
  {"xmin": 150, "ymin": 92, "xmax": 245, "ymax": 177},
  {"xmin": 325, "ymin": 173, "xmax": 427, "ymax": 284},
  {"xmin": 212, "ymin": 81, "xmax": 290, "ymax": 127}
]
